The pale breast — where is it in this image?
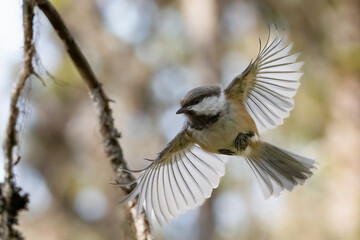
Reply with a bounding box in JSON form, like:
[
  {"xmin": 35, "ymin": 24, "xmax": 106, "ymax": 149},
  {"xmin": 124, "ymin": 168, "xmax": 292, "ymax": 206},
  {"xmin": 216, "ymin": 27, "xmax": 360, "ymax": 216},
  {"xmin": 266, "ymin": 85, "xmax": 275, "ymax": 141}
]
[{"xmin": 190, "ymin": 104, "xmax": 254, "ymax": 154}]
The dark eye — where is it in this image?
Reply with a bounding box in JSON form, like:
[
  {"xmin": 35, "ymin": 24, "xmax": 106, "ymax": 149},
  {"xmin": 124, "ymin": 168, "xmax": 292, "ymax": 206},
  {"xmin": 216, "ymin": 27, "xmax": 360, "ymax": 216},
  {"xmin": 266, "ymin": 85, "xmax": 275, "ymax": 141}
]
[{"xmin": 192, "ymin": 98, "xmax": 201, "ymax": 104}]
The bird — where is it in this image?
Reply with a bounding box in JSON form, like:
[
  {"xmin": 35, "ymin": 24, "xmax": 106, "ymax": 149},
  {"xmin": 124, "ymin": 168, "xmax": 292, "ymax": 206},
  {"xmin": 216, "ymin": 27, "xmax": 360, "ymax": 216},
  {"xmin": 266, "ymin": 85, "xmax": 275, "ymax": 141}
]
[{"xmin": 120, "ymin": 27, "xmax": 317, "ymax": 225}]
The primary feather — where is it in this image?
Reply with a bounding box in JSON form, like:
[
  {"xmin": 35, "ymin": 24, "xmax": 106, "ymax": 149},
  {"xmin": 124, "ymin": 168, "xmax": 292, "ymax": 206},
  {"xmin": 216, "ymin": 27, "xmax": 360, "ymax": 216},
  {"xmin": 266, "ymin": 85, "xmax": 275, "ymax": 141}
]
[{"xmin": 225, "ymin": 28, "xmax": 303, "ymax": 133}]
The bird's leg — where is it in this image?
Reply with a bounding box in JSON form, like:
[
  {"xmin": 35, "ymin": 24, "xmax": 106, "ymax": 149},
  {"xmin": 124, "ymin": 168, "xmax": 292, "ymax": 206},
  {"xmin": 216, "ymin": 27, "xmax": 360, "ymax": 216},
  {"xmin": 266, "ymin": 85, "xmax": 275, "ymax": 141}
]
[{"xmin": 234, "ymin": 131, "xmax": 255, "ymax": 151}]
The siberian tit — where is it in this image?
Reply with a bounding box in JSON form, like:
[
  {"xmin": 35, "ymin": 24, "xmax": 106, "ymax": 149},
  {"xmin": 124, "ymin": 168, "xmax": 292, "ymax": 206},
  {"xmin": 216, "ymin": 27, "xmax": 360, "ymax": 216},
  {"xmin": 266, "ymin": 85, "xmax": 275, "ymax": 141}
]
[{"xmin": 121, "ymin": 28, "xmax": 317, "ymax": 225}]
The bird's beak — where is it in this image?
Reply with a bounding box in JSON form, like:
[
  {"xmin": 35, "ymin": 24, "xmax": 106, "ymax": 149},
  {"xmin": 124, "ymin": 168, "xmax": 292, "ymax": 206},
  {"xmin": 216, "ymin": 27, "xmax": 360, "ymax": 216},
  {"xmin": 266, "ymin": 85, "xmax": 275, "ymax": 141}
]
[{"xmin": 176, "ymin": 107, "xmax": 188, "ymax": 114}]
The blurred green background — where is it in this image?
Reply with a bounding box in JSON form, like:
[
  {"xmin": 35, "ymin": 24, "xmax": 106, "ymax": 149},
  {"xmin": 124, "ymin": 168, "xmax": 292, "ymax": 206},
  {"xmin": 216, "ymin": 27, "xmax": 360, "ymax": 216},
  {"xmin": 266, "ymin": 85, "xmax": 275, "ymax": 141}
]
[{"xmin": 0, "ymin": 0, "xmax": 359, "ymax": 239}]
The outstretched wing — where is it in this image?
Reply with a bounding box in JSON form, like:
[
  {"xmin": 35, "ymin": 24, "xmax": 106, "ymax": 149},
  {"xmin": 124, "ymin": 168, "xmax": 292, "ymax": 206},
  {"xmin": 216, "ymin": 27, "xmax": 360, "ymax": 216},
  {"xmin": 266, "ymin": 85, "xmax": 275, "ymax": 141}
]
[
  {"xmin": 121, "ymin": 129, "xmax": 225, "ymax": 225},
  {"xmin": 224, "ymin": 28, "xmax": 303, "ymax": 133}
]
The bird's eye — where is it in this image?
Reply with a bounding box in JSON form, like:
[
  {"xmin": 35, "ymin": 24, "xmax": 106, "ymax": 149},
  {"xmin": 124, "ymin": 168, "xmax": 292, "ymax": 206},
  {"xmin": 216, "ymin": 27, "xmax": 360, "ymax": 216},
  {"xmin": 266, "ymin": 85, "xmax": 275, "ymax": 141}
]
[{"xmin": 193, "ymin": 98, "xmax": 201, "ymax": 104}]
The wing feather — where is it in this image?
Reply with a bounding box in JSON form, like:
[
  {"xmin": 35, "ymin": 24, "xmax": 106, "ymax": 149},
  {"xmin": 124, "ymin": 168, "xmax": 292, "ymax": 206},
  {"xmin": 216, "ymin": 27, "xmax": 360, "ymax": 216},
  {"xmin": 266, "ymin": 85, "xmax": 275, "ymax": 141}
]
[
  {"xmin": 169, "ymin": 155, "xmax": 188, "ymax": 211},
  {"xmin": 158, "ymin": 162, "xmax": 172, "ymax": 222},
  {"xmin": 173, "ymin": 152, "xmax": 197, "ymax": 207},
  {"xmin": 152, "ymin": 164, "xmax": 165, "ymax": 225},
  {"xmin": 183, "ymin": 153, "xmax": 212, "ymax": 197},
  {"xmin": 179, "ymin": 153, "xmax": 205, "ymax": 205},
  {"xmin": 163, "ymin": 162, "xmax": 178, "ymax": 218},
  {"xmin": 145, "ymin": 166, "xmax": 156, "ymax": 224},
  {"xmin": 188, "ymin": 150, "xmax": 220, "ymax": 187},
  {"xmin": 136, "ymin": 170, "xmax": 151, "ymax": 217},
  {"xmin": 225, "ymin": 27, "xmax": 303, "ymax": 133},
  {"xmin": 121, "ymin": 129, "xmax": 226, "ymax": 224}
]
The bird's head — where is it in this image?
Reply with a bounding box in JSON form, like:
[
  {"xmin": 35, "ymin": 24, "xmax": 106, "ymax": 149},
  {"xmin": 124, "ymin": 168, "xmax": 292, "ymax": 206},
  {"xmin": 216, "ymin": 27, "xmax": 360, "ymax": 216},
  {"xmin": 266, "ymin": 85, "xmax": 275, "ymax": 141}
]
[{"xmin": 176, "ymin": 86, "xmax": 226, "ymax": 123}]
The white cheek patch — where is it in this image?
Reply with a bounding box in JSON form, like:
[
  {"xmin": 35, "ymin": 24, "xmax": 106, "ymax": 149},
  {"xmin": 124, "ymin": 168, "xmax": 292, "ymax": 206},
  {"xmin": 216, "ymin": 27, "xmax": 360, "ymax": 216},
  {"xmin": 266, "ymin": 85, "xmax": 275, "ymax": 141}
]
[{"xmin": 190, "ymin": 93, "xmax": 226, "ymax": 115}]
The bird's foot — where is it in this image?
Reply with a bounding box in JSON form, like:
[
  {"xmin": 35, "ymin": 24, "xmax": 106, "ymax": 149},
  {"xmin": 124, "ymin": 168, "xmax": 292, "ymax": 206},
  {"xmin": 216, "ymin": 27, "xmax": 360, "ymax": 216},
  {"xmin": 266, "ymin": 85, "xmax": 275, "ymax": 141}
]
[{"xmin": 234, "ymin": 132, "xmax": 255, "ymax": 151}]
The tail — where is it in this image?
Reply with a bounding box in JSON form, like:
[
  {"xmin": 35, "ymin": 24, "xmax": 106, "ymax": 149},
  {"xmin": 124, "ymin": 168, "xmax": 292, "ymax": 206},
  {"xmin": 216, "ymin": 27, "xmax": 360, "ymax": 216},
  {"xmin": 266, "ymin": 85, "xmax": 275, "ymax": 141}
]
[{"xmin": 245, "ymin": 141, "xmax": 317, "ymax": 198}]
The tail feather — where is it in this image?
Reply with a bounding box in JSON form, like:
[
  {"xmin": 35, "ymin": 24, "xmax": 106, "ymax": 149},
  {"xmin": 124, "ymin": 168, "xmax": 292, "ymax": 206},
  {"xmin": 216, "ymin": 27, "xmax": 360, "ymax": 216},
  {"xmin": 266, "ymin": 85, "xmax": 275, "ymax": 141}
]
[{"xmin": 246, "ymin": 141, "xmax": 317, "ymax": 198}]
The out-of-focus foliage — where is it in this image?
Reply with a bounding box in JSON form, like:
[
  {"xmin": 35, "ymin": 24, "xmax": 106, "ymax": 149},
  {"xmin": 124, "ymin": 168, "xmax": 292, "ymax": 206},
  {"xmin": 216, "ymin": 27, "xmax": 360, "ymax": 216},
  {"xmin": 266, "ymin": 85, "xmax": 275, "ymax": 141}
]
[{"xmin": 0, "ymin": 0, "xmax": 359, "ymax": 239}]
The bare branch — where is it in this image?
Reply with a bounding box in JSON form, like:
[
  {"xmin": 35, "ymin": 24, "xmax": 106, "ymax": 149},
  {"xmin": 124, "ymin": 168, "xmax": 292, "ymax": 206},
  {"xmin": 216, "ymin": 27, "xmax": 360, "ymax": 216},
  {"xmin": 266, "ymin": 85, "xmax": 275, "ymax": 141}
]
[
  {"xmin": 34, "ymin": 0, "xmax": 151, "ymax": 239},
  {"xmin": 0, "ymin": 0, "xmax": 35, "ymax": 239},
  {"xmin": 1, "ymin": 0, "xmax": 152, "ymax": 238}
]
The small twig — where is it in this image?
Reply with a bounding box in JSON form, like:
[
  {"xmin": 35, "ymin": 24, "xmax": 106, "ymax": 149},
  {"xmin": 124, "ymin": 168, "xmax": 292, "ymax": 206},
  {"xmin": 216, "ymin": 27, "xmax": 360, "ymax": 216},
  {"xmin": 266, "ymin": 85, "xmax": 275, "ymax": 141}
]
[
  {"xmin": 3, "ymin": 0, "xmax": 35, "ymax": 183},
  {"xmin": 32, "ymin": 72, "xmax": 46, "ymax": 87},
  {"xmin": 34, "ymin": 0, "xmax": 151, "ymax": 239}
]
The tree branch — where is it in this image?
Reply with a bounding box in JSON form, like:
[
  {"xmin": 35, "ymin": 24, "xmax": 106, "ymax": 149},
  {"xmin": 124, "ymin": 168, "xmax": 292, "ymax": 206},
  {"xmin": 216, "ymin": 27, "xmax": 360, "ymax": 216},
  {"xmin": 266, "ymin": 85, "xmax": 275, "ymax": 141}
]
[
  {"xmin": 0, "ymin": 0, "xmax": 35, "ymax": 239},
  {"xmin": 1, "ymin": 0, "xmax": 152, "ymax": 239},
  {"xmin": 34, "ymin": 0, "xmax": 151, "ymax": 239}
]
